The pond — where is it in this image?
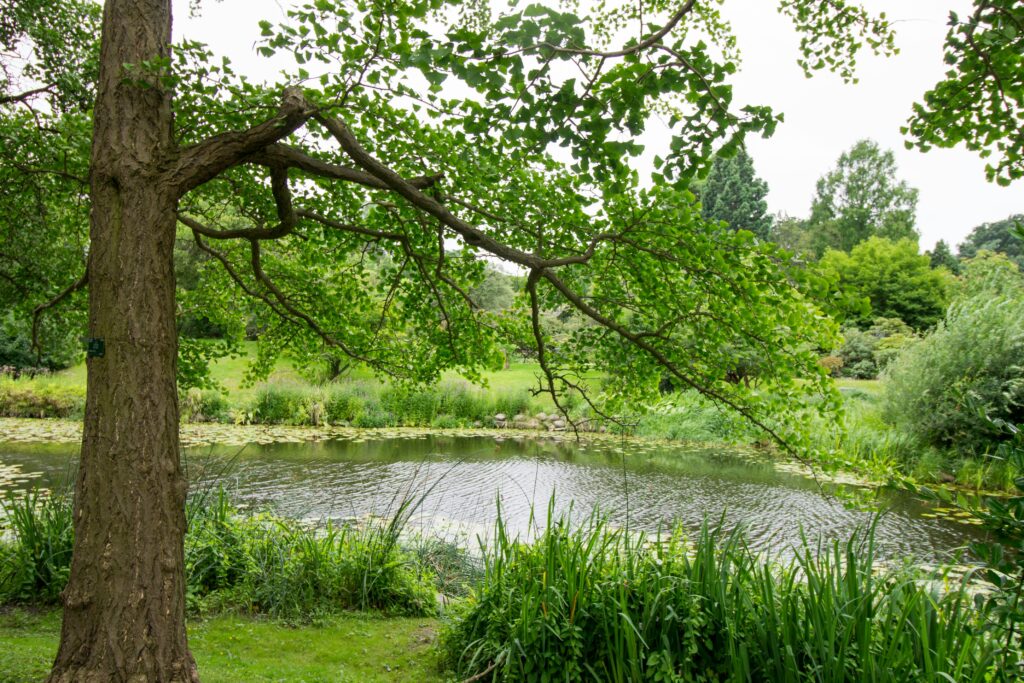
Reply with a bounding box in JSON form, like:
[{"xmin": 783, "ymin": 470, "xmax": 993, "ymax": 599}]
[{"xmin": 0, "ymin": 427, "xmax": 978, "ymax": 563}]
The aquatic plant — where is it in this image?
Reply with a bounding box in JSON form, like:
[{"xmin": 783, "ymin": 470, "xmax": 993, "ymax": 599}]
[{"xmin": 441, "ymin": 503, "xmax": 1002, "ymax": 682}]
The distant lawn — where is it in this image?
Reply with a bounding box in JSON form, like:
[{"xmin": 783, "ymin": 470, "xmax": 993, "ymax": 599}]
[
  {"xmin": 36, "ymin": 344, "xmax": 883, "ymax": 412},
  {"xmin": 834, "ymin": 377, "xmax": 883, "ymax": 395},
  {"xmin": 41, "ymin": 342, "xmax": 564, "ymax": 407},
  {"xmin": 0, "ymin": 609, "xmax": 444, "ymax": 683}
]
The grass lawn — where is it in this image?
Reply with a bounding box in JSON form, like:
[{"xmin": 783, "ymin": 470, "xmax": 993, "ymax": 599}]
[
  {"xmin": 41, "ymin": 342, "xmax": 566, "ymax": 408},
  {"xmin": 834, "ymin": 378, "xmax": 883, "ymax": 395},
  {"xmin": 32, "ymin": 345, "xmax": 882, "ymax": 417},
  {"xmin": 0, "ymin": 609, "xmax": 445, "ymax": 682}
]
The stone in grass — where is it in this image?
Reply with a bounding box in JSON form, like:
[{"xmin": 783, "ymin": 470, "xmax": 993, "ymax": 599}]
[{"xmin": 535, "ymin": 412, "xmax": 548, "ymax": 421}]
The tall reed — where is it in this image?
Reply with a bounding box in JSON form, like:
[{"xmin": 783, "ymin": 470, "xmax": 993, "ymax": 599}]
[{"xmin": 442, "ymin": 504, "xmax": 1001, "ymax": 682}]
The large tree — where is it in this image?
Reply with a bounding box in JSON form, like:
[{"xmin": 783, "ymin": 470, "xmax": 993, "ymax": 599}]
[
  {"xmin": 696, "ymin": 147, "xmax": 772, "ymax": 240},
  {"xmin": 1, "ymin": 0, "xmax": 912, "ymax": 680},
  {"xmin": 957, "ymin": 214, "xmax": 1024, "ymax": 269},
  {"xmin": 807, "ymin": 139, "xmax": 919, "ymax": 255}
]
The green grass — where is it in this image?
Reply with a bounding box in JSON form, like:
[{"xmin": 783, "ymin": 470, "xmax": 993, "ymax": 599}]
[
  {"xmin": 0, "ymin": 609, "xmax": 444, "ymax": 682},
  {"xmin": 834, "ymin": 377, "xmax": 883, "ymax": 395}
]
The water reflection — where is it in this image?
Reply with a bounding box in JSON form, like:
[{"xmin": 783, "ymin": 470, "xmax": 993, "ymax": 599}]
[{"xmin": 0, "ymin": 432, "xmax": 977, "ymax": 562}]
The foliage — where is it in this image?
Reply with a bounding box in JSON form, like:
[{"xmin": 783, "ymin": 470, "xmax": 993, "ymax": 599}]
[
  {"xmin": 469, "ymin": 265, "xmax": 518, "ymax": 312},
  {"xmin": 835, "ymin": 318, "xmax": 917, "ymax": 380},
  {"xmin": 807, "ymin": 140, "xmax": 919, "ymax": 255},
  {"xmin": 628, "ymin": 389, "xmax": 758, "ymax": 443},
  {"xmin": 905, "ymin": 1, "xmax": 1024, "ymax": 185},
  {"xmin": 0, "ymin": 491, "xmax": 74, "ymax": 604},
  {"xmin": 769, "ymin": 214, "xmax": 816, "ymax": 257},
  {"xmin": 0, "ymin": 0, "xmax": 99, "ymax": 110},
  {"xmin": 901, "ymin": 420, "xmax": 1024, "ymax": 678},
  {"xmin": 0, "ymin": 313, "xmax": 80, "ymax": 371},
  {"xmin": 0, "ymin": 489, "xmax": 443, "ymax": 620},
  {"xmin": 695, "ymin": 147, "xmax": 772, "ymax": 240},
  {"xmin": 442, "ymin": 504, "xmax": 999, "ymax": 682},
  {"xmin": 957, "ymin": 214, "xmax": 1024, "ymax": 268},
  {"xmin": 819, "ymin": 237, "xmax": 952, "ymax": 330},
  {"xmin": 883, "ymin": 286, "xmax": 1024, "ymax": 454},
  {"xmin": 0, "ymin": 379, "xmax": 85, "ymax": 419},
  {"xmin": 956, "ymin": 251, "xmax": 1024, "ymax": 299},
  {"xmin": 928, "ymin": 239, "xmax": 961, "ymax": 274}
]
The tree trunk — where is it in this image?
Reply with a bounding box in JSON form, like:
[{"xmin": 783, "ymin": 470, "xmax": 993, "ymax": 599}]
[{"xmin": 48, "ymin": 1, "xmax": 198, "ymax": 681}]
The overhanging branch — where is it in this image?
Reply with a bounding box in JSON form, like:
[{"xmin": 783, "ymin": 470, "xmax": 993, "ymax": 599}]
[{"xmin": 171, "ymin": 87, "xmax": 315, "ymax": 195}]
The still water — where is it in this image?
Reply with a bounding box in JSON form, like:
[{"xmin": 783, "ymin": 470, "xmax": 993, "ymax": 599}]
[{"xmin": 0, "ymin": 430, "xmax": 977, "ymax": 562}]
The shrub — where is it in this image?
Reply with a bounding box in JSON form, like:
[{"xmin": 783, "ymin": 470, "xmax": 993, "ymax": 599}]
[
  {"xmin": 0, "ymin": 380, "xmax": 85, "ymax": 418},
  {"xmin": 250, "ymin": 384, "xmax": 309, "ymax": 424},
  {"xmin": 835, "ymin": 318, "xmax": 917, "ymax": 379},
  {"xmin": 818, "ymin": 355, "xmax": 844, "ymax": 377},
  {"xmin": 884, "ymin": 293, "xmax": 1024, "ymax": 454},
  {"xmin": 181, "ymin": 388, "xmax": 230, "ymax": 423}
]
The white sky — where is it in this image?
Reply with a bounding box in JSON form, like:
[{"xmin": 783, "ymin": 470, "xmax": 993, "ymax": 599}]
[{"xmin": 175, "ymin": 0, "xmax": 1023, "ymax": 251}]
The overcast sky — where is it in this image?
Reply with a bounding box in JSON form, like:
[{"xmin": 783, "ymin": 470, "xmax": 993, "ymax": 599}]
[{"xmin": 175, "ymin": 0, "xmax": 1023, "ymax": 251}]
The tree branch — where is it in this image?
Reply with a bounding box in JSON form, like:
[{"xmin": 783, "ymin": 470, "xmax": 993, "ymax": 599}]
[
  {"xmin": 539, "ymin": 0, "xmax": 696, "ymax": 58},
  {"xmin": 32, "ymin": 266, "xmax": 88, "ymax": 355},
  {"xmin": 0, "ymin": 84, "xmax": 55, "ymax": 106},
  {"xmin": 170, "ymin": 86, "xmax": 315, "ymax": 195},
  {"xmin": 314, "ymin": 113, "xmax": 573, "ymax": 270},
  {"xmin": 249, "ymin": 143, "xmax": 443, "ymax": 191}
]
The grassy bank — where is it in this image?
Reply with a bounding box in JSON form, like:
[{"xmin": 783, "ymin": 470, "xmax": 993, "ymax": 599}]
[{"xmin": 0, "ymin": 609, "xmax": 444, "ymax": 683}]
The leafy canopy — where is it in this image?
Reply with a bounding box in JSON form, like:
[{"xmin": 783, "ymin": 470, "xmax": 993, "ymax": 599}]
[
  {"xmin": 818, "ymin": 237, "xmax": 952, "ymax": 331},
  {"xmin": 905, "ymin": 1, "xmax": 1024, "ymax": 186},
  {"xmin": 4, "ymin": 0, "xmax": 909, "ymax": 453},
  {"xmin": 957, "ymin": 214, "xmax": 1024, "ymax": 268},
  {"xmin": 807, "ymin": 139, "xmax": 919, "ymax": 255}
]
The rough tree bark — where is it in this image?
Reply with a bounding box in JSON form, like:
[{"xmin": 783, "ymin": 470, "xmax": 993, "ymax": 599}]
[{"xmin": 48, "ymin": 1, "xmax": 198, "ymax": 680}]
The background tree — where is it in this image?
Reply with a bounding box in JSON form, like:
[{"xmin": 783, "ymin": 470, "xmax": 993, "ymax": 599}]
[
  {"xmin": 905, "ymin": 0, "xmax": 1023, "ymax": 185},
  {"xmin": 695, "ymin": 147, "xmax": 771, "ymax": 239},
  {"xmin": 957, "ymin": 214, "xmax": 1024, "ymax": 268},
  {"xmin": 927, "ymin": 239, "xmax": 961, "ymax": 274},
  {"xmin": 0, "ymin": 0, "xmax": 97, "ymax": 372},
  {"xmin": 769, "ymin": 213, "xmax": 816, "ymax": 257},
  {"xmin": 818, "ymin": 237, "xmax": 952, "ymax": 330},
  {"xmin": 2, "ymin": 0, "xmax": 901, "ymax": 679},
  {"xmin": 807, "ymin": 139, "xmax": 919, "ymax": 255}
]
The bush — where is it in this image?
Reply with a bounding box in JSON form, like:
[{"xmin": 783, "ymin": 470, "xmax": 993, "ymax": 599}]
[
  {"xmin": 835, "ymin": 318, "xmax": 917, "ymax": 379},
  {"xmin": 181, "ymin": 388, "xmax": 230, "ymax": 423},
  {"xmin": 884, "ymin": 292, "xmax": 1024, "ymax": 454},
  {"xmin": 0, "ymin": 380, "xmax": 85, "ymax": 418},
  {"xmin": 818, "ymin": 355, "xmax": 844, "ymax": 377},
  {"xmin": 629, "ymin": 390, "xmax": 756, "ymax": 443},
  {"xmin": 250, "ymin": 384, "xmax": 309, "ymax": 424},
  {"xmin": 2, "ymin": 489, "xmax": 440, "ymax": 620},
  {"xmin": 442, "ymin": 508, "xmax": 999, "ymax": 682}
]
